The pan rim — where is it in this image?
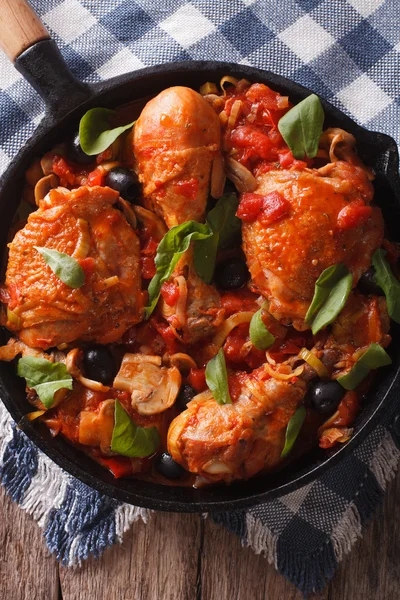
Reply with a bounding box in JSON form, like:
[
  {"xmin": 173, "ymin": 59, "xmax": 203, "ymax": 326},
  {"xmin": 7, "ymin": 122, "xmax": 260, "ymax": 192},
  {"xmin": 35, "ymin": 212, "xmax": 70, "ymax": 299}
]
[{"xmin": 0, "ymin": 60, "xmax": 399, "ymax": 512}]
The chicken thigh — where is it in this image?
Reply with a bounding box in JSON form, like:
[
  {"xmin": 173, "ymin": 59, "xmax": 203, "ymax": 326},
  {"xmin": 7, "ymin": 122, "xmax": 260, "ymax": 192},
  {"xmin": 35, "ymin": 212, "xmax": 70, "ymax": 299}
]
[
  {"xmin": 241, "ymin": 159, "xmax": 383, "ymax": 329},
  {"xmin": 4, "ymin": 186, "xmax": 143, "ymax": 349}
]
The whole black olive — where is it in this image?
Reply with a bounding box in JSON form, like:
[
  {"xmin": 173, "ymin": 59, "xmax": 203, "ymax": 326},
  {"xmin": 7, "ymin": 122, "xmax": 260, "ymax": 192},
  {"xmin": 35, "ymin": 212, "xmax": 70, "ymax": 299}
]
[
  {"xmin": 307, "ymin": 380, "xmax": 346, "ymax": 415},
  {"xmin": 104, "ymin": 167, "xmax": 140, "ymax": 202},
  {"xmin": 83, "ymin": 345, "xmax": 117, "ymax": 385},
  {"xmin": 154, "ymin": 452, "xmax": 186, "ymax": 480},
  {"xmin": 66, "ymin": 132, "xmax": 93, "ymax": 165},
  {"xmin": 357, "ymin": 268, "xmax": 384, "ymax": 296},
  {"xmin": 176, "ymin": 384, "xmax": 197, "ymax": 411},
  {"xmin": 215, "ymin": 257, "xmax": 249, "ymax": 290}
]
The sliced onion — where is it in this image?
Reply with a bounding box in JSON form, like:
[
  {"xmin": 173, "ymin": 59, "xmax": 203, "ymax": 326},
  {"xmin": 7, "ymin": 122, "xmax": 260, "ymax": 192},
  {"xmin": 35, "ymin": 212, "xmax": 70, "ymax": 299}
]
[
  {"xmin": 220, "ymin": 76, "xmax": 239, "ymax": 94},
  {"xmin": 227, "ymin": 100, "xmax": 242, "ymax": 129},
  {"xmin": 264, "ymin": 362, "xmax": 304, "ymax": 381},
  {"xmin": 212, "ymin": 311, "xmax": 255, "ymax": 350},
  {"xmin": 25, "ymin": 410, "xmax": 46, "ymax": 421},
  {"xmin": 219, "ymin": 110, "xmax": 228, "ymax": 126},
  {"xmin": 203, "ymin": 94, "xmax": 225, "ymax": 111},
  {"xmin": 225, "ymin": 157, "xmax": 257, "ymax": 193},
  {"xmin": 72, "ymin": 218, "xmax": 91, "ymax": 259},
  {"xmin": 299, "ymin": 347, "xmax": 329, "ymax": 379},
  {"xmin": 92, "ymin": 276, "xmax": 120, "ymax": 293},
  {"xmin": 199, "ymin": 82, "xmax": 218, "ymax": 95},
  {"xmin": 174, "ymin": 275, "xmax": 188, "ymax": 328},
  {"xmin": 7, "ymin": 307, "xmax": 21, "ymax": 328}
]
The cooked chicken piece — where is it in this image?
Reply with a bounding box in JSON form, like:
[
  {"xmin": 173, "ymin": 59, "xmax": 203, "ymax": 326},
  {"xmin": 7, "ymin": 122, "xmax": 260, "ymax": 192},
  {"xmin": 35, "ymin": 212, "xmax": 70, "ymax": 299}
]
[
  {"xmin": 113, "ymin": 353, "xmax": 181, "ymax": 415},
  {"xmin": 134, "ymin": 86, "xmax": 222, "ymax": 227},
  {"xmin": 0, "ymin": 338, "xmax": 50, "ymax": 361},
  {"xmin": 241, "ymin": 160, "xmax": 383, "ymax": 329},
  {"xmin": 4, "ymin": 186, "xmax": 143, "ymax": 349},
  {"xmin": 168, "ymin": 371, "xmax": 306, "ymax": 483},
  {"xmin": 322, "ymin": 292, "xmax": 391, "ymax": 374},
  {"xmin": 160, "ymin": 247, "xmax": 225, "ymax": 344}
]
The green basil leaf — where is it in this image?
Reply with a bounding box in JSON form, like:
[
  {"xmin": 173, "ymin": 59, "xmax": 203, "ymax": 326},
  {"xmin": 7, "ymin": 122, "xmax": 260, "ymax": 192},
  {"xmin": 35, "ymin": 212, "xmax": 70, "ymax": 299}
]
[
  {"xmin": 111, "ymin": 399, "xmax": 160, "ymax": 457},
  {"xmin": 281, "ymin": 405, "xmax": 306, "ymax": 459},
  {"xmin": 249, "ymin": 307, "xmax": 275, "ymax": 350},
  {"xmin": 193, "ymin": 232, "xmax": 220, "ymax": 284},
  {"xmin": 372, "ymin": 249, "xmax": 400, "ymax": 324},
  {"xmin": 79, "ymin": 108, "xmax": 135, "ymax": 156},
  {"xmin": 35, "ymin": 247, "xmax": 85, "ymax": 289},
  {"xmin": 145, "ymin": 220, "xmax": 213, "ymax": 318},
  {"xmin": 205, "ymin": 348, "xmax": 232, "ymax": 405},
  {"xmin": 194, "ymin": 193, "xmax": 241, "ymax": 283},
  {"xmin": 17, "ymin": 356, "xmax": 73, "ymax": 408},
  {"xmin": 278, "ymin": 94, "xmax": 324, "ymax": 159},
  {"xmin": 337, "ymin": 343, "xmax": 392, "ymax": 390},
  {"xmin": 305, "ymin": 264, "xmax": 352, "ymax": 334}
]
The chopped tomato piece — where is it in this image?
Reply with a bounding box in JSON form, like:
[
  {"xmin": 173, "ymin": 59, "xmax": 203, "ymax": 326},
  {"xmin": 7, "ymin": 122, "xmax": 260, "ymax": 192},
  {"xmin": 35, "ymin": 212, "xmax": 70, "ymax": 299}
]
[
  {"xmin": 87, "ymin": 167, "xmax": 105, "ymax": 187},
  {"xmin": 52, "ymin": 156, "xmax": 75, "ymax": 186},
  {"xmin": 237, "ymin": 191, "xmax": 291, "ymax": 226},
  {"xmin": 259, "ymin": 191, "xmax": 291, "ymax": 226},
  {"xmin": 230, "ymin": 125, "xmax": 273, "ymax": 160},
  {"xmin": 220, "ymin": 289, "xmax": 259, "ymax": 317},
  {"xmin": 187, "ymin": 367, "xmax": 207, "ymax": 392},
  {"xmin": 236, "ymin": 193, "xmax": 265, "ymax": 222},
  {"xmin": 337, "ymin": 199, "xmax": 372, "ymax": 230},
  {"xmin": 160, "ymin": 281, "xmax": 179, "ymax": 306},
  {"xmin": 141, "ymin": 237, "xmax": 158, "ymax": 256},
  {"xmin": 140, "ymin": 256, "xmax": 156, "ymax": 279},
  {"xmin": 332, "ymin": 391, "xmax": 360, "ymax": 428},
  {"xmin": 99, "ymin": 457, "xmax": 135, "ymax": 478},
  {"xmin": 228, "ymin": 374, "xmax": 243, "ymax": 402},
  {"xmin": 279, "ymin": 150, "xmax": 295, "ymax": 168},
  {"xmin": 245, "ymin": 83, "xmax": 289, "ymax": 111}
]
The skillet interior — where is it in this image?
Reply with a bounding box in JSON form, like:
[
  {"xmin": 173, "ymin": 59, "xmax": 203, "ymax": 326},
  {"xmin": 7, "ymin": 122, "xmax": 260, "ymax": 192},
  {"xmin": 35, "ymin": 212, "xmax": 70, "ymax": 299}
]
[{"xmin": 1, "ymin": 61, "xmax": 400, "ymax": 512}]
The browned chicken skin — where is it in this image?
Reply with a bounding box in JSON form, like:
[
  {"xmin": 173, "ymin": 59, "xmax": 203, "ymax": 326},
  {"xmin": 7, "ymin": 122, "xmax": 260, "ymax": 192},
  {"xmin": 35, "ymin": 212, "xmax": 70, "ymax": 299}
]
[
  {"xmin": 168, "ymin": 372, "xmax": 306, "ymax": 483},
  {"xmin": 5, "ymin": 186, "xmax": 143, "ymax": 349},
  {"xmin": 242, "ymin": 161, "xmax": 383, "ymax": 329},
  {"xmin": 134, "ymin": 86, "xmax": 225, "ymax": 342},
  {"xmin": 134, "ymin": 86, "xmax": 222, "ymax": 227}
]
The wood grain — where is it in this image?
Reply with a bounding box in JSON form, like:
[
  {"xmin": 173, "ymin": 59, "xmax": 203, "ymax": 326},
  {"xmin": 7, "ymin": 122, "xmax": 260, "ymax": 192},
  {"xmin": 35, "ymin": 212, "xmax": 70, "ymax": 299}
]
[
  {"xmin": 1, "ymin": 470, "xmax": 399, "ymax": 599},
  {"xmin": 0, "ymin": 0, "xmax": 49, "ymax": 62},
  {"xmin": 0, "ymin": 486, "xmax": 59, "ymax": 600},
  {"xmin": 59, "ymin": 512, "xmax": 201, "ymax": 600}
]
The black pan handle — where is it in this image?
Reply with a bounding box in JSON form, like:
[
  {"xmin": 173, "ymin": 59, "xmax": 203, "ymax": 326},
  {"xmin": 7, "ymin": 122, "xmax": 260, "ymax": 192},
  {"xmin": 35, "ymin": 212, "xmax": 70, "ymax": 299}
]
[{"xmin": 0, "ymin": 0, "xmax": 91, "ymax": 116}]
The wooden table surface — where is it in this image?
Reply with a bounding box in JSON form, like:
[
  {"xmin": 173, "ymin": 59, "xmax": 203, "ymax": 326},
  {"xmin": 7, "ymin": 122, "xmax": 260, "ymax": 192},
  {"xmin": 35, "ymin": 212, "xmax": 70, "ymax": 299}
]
[{"xmin": 1, "ymin": 469, "xmax": 399, "ymax": 600}]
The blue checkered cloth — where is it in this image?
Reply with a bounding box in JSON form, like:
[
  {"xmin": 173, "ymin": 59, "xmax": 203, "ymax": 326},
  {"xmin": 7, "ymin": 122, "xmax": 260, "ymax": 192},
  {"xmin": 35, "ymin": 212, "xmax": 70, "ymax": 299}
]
[{"xmin": 0, "ymin": 1, "xmax": 400, "ymax": 595}]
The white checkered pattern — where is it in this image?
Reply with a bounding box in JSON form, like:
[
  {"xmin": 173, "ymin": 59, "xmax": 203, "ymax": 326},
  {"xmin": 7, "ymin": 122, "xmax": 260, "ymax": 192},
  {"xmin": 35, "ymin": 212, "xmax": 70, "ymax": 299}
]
[{"xmin": 0, "ymin": 1, "xmax": 399, "ymax": 597}]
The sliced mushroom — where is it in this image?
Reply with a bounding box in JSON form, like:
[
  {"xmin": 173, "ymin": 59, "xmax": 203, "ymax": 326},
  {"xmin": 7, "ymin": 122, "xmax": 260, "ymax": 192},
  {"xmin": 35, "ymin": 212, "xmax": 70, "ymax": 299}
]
[
  {"xmin": 113, "ymin": 353, "xmax": 181, "ymax": 416},
  {"xmin": 164, "ymin": 352, "xmax": 197, "ymax": 373},
  {"xmin": 133, "ymin": 205, "xmax": 168, "ymax": 241},
  {"xmin": 25, "ymin": 158, "xmax": 44, "ymax": 187},
  {"xmin": 78, "ymin": 398, "xmax": 116, "ymax": 454},
  {"xmin": 66, "ymin": 347, "xmax": 110, "ymax": 392},
  {"xmin": 40, "ymin": 146, "xmax": 64, "ymax": 175},
  {"xmin": 118, "ymin": 198, "xmax": 137, "ymax": 229},
  {"xmin": 225, "ymin": 157, "xmax": 257, "ymax": 193},
  {"xmin": 34, "ymin": 174, "xmax": 60, "ymax": 206},
  {"xmin": 210, "ymin": 153, "xmax": 226, "ymax": 199}
]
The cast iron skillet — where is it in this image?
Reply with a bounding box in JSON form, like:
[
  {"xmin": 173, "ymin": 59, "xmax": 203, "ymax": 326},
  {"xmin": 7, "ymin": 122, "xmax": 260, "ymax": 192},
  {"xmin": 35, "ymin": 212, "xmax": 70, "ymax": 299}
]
[{"xmin": 0, "ymin": 1, "xmax": 399, "ymax": 512}]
